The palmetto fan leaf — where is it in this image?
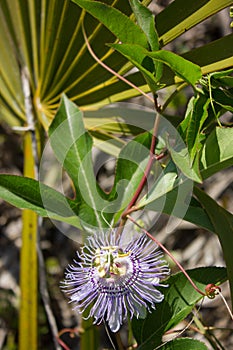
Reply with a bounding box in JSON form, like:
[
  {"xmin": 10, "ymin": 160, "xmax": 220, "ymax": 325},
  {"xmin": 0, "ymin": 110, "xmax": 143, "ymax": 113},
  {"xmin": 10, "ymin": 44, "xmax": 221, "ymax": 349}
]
[
  {"xmin": 1, "ymin": 0, "xmax": 233, "ymax": 132},
  {"xmin": 0, "ymin": 0, "xmax": 150, "ymax": 130}
]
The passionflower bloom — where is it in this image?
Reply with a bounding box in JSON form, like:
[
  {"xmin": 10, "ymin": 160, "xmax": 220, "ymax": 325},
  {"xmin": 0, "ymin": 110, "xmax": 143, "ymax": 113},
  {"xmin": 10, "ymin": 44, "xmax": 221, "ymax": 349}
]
[{"xmin": 62, "ymin": 231, "xmax": 169, "ymax": 332}]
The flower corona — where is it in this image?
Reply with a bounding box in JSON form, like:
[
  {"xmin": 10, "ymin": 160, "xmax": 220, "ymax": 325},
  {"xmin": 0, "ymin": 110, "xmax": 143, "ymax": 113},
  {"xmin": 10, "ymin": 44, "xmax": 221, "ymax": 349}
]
[{"xmin": 62, "ymin": 232, "xmax": 169, "ymax": 332}]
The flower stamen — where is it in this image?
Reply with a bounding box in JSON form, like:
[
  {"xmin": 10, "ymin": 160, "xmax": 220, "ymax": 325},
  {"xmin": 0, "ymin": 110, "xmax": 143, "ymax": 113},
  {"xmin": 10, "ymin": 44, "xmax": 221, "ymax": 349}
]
[{"xmin": 62, "ymin": 232, "xmax": 169, "ymax": 332}]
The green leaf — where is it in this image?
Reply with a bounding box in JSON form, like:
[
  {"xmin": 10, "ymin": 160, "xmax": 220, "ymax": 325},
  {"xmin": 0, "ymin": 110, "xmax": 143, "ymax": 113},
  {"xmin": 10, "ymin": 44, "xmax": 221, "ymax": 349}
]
[
  {"xmin": 0, "ymin": 174, "xmax": 81, "ymax": 228},
  {"xmin": 200, "ymin": 127, "xmax": 233, "ymax": 179},
  {"xmin": 216, "ymin": 76, "xmax": 233, "ymax": 87},
  {"xmin": 211, "ymin": 88, "xmax": 233, "ymax": 113},
  {"xmin": 182, "ymin": 33, "xmax": 233, "ymax": 76},
  {"xmin": 209, "ymin": 68, "xmax": 233, "ymax": 87},
  {"xmin": 138, "ymin": 161, "xmax": 179, "ymax": 208},
  {"xmin": 129, "ymin": 0, "xmax": 159, "ymax": 51},
  {"xmin": 160, "ymin": 338, "xmax": 208, "ymax": 350},
  {"xmin": 129, "ymin": 0, "xmax": 163, "ymax": 81},
  {"xmin": 84, "ymin": 103, "xmax": 180, "ymax": 156},
  {"xmin": 132, "ymin": 267, "xmax": 227, "ymax": 349},
  {"xmin": 147, "ymin": 50, "xmax": 202, "ymax": 86},
  {"xmin": 108, "ymin": 131, "xmax": 152, "ymax": 222},
  {"xmin": 72, "ymin": 0, "xmax": 148, "ymax": 47},
  {"xmin": 179, "ymin": 94, "xmax": 210, "ymax": 163},
  {"xmin": 194, "ymin": 187, "xmax": 233, "ymax": 304},
  {"xmin": 111, "ymin": 44, "xmax": 201, "ymax": 89},
  {"xmin": 167, "ymin": 141, "xmax": 202, "ymax": 183},
  {"xmin": 159, "ymin": 34, "xmax": 233, "ymax": 88},
  {"xmin": 182, "ymin": 196, "xmax": 214, "ymax": 232},
  {"xmin": 110, "ymin": 43, "xmax": 160, "ymax": 91},
  {"xmin": 140, "ymin": 182, "xmax": 214, "ymax": 232},
  {"xmin": 49, "ymin": 95, "xmax": 110, "ymax": 232}
]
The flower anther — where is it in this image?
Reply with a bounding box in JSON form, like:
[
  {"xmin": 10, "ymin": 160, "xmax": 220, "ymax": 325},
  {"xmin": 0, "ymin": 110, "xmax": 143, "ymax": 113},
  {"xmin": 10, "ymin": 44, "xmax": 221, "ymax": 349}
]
[{"xmin": 62, "ymin": 232, "xmax": 169, "ymax": 332}]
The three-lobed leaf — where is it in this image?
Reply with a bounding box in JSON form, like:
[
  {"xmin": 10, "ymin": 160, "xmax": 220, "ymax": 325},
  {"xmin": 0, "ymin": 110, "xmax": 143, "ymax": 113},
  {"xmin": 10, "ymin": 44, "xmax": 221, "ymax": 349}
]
[
  {"xmin": 0, "ymin": 174, "xmax": 81, "ymax": 228},
  {"xmin": 129, "ymin": 0, "xmax": 163, "ymax": 81},
  {"xmin": 49, "ymin": 95, "xmax": 111, "ymax": 232},
  {"xmin": 129, "ymin": 0, "xmax": 159, "ymax": 51},
  {"xmin": 147, "ymin": 50, "xmax": 202, "ymax": 86},
  {"xmin": 72, "ymin": 0, "xmax": 148, "ymax": 47},
  {"xmin": 133, "ymin": 267, "xmax": 227, "ymax": 349},
  {"xmin": 111, "ymin": 43, "xmax": 201, "ymax": 89}
]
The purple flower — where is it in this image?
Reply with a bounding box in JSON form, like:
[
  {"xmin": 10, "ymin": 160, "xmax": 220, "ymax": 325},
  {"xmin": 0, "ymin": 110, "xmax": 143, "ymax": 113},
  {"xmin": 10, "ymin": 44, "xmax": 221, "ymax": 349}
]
[{"xmin": 62, "ymin": 232, "xmax": 169, "ymax": 332}]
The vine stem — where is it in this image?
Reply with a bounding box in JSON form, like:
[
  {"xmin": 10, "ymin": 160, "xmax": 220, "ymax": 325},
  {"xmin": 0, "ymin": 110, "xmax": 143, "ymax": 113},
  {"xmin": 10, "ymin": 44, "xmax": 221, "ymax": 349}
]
[
  {"xmin": 127, "ymin": 215, "xmax": 206, "ymax": 297},
  {"xmin": 122, "ymin": 113, "xmax": 160, "ymax": 216},
  {"xmin": 116, "ymin": 95, "xmax": 161, "ymax": 238},
  {"xmin": 82, "ymin": 20, "xmax": 154, "ymax": 104},
  {"xmin": 218, "ymin": 291, "xmax": 233, "ymax": 321}
]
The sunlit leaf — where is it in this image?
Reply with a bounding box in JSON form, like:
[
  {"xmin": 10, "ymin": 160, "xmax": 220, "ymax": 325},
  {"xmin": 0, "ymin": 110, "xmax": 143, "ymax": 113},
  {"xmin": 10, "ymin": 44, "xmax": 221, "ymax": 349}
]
[
  {"xmin": 72, "ymin": 0, "xmax": 148, "ymax": 47},
  {"xmin": 0, "ymin": 174, "xmax": 81, "ymax": 228},
  {"xmin": 49, "ymin": 95, "xmax": 110, "ymax": 232}
]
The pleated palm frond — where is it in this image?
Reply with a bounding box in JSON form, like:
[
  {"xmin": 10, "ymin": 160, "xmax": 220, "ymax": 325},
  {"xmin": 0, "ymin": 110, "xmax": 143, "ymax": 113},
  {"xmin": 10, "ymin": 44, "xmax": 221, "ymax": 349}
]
[{"xmin": 0, "ymin": 0, "xmax": 152, "ymax": 130}]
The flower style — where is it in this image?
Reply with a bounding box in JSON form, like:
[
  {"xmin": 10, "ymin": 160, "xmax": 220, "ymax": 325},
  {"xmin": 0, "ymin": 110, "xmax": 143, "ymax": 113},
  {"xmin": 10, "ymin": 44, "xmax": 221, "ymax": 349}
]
[{"xmin": 62, "ymin": 231, "xmax": 169, "ymax": 332}]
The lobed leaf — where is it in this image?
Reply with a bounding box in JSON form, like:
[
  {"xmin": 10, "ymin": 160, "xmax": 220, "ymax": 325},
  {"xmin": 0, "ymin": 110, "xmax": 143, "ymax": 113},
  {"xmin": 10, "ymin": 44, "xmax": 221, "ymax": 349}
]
[
  {"xmin": 194, "ymin": 187, "xmax": 233, "ymax": 303},
  {"xmin": 133, "ymin": 267, "xmax": 227, "ymax": 349},
  {"xmin": 0, "ymin": 174, "xmax": 81, "ymax": 228},
  {"xmin": 211, "ymin": 88, "xmax": 233, "ymax": 113},
  {"xmin": 158, "ymin": 34, "xmax": 233, "ymax": 88},
  {"xmin": 129, "ymin": 0, "xmax": 159, "ymax": 51},
  {"xmin": 72, "ymin": 0, "xmax": 148, "ymax": 47},
  {"xmin": 179, "ymin": 94, "xmax": 210, "ymax": 163},
  {"xmin": 108, "ymin": 131, "xmax": 152, "ymax": 222},
  {"xmin": 110, "ymin": 43, "xmax": 160, "ymax": 91},
  {"xmin": 167, "ymin": 143, "xmax": 202, "ymax": 183},
  {"xmin": 111, "ymin": 43, "xmax": 201, "ymax": 90},
  {"xmin": 138, "ymin": 161, "xmax": 179, "ymax": 208},
  {"xmin": 147, "ymin": 50, "xmax": 202, "ymax": 86},
  {"xmin": 200, "ymin": 127, "xmax": 233, "ymax": 179},
  {"xmin": 49, "ymin": 95, "xmax": 111, "ymax": 232}
]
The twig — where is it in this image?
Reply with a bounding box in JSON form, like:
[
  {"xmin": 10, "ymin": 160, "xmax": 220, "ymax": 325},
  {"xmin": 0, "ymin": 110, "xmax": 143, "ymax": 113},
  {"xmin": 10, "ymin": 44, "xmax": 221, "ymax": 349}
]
[
  {"xmin": 82, "ymin": 20, "xmax": 154, "ymax": 104},
  {"xmin": 121, "ymin": 113, "xmax": 160, "ymax": 216},
  {"xmin": 218, "ymin": 291, "xmax": 233, "ymax": 321},
  {"xmin": 116, "ymin": 98, "xmax": 161, "ymax": 238},
  {"xmin": 57, "ymin": 328, "xmax": 80, "ymax": 350}
]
